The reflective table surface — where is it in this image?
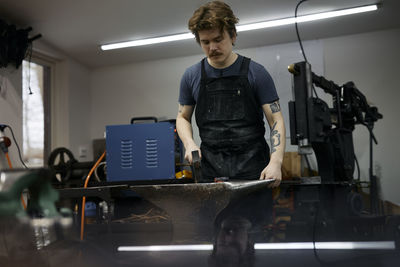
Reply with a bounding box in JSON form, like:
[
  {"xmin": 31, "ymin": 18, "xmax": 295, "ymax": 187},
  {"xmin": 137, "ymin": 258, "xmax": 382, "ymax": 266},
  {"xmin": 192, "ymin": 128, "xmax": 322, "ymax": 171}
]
[{"xmin": 1, "ymin": 175, "xmax": 399, "ymax": 267}]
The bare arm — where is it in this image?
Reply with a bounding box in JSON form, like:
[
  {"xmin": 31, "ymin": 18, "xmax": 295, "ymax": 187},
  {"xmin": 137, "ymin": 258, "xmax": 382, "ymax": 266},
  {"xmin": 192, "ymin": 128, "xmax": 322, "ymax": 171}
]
[
  {"xmin": 260, "ymin": 101, "xmax": 286, "ymax": 187},
  {"xmin": 176, "ymin": 104, "xmax": 201, "ymax": 163}
]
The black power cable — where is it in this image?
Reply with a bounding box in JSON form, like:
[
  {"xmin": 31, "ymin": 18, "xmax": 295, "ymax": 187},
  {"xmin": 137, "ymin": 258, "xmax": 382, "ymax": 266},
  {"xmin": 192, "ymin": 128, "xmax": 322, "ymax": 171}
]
[
  {"xmin": 295, "ymin": 0, "xmax": 320, "ymax": 99},
  {"xmin": 354, "ymin": 154, "xmax": 361, "ymax": 181},
  {"xmin": 295, "ymin": 0, "xmax": 309, "ymax": 63},
  {"xmin": 26, "ymin": 42, "xmax": 33, "ymax": 95},
  {"xmin": 295, "ymin": 1, "xmax": 324, "ymax": 263}
]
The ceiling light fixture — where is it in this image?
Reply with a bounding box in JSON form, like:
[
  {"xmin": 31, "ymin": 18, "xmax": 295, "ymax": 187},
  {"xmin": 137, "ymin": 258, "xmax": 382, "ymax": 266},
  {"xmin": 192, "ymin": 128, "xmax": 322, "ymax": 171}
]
[
  {"xmin": 101, "ymin": 4, "xmax": 378, "ymax": 51},
  {"xmin": 255, "ymin": 241, "xmax": 395, "ymax": 250},
  {"xmin": 118, "ymin": 244, "xmax": 213, "ymax": 252},
  {"xmin": 117, "ymin": 240, "xmax": 395, "ymax": 252}
]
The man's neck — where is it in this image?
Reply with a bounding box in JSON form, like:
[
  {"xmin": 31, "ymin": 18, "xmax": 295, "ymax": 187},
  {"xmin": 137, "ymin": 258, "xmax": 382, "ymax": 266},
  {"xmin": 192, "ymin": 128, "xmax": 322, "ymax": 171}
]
[{"xmin": 207, "ymin": 52, "xmax": 238, "ymax": 69}]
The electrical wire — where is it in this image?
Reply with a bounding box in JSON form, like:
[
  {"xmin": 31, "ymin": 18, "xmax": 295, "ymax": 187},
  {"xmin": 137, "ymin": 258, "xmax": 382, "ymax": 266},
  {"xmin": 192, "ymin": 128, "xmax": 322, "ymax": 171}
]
[
  {"xmin": 312, "ymin": 199, "xmax": 332, "ymax": 266},
  {"xmin": 312, "ymin": 85, "xmax": 319, "ymax": 99},
  {"xmin": 80, "ymin": 151, "xmax": 106, "ymax": 241},
  {"xmin": 94, "ymin": 161, "xmax": 106, "ymax": 182},
  {"xmin": 312, "ymin": 202, "xmax": 323, "ymax": 265},
  {"xmin": 26, "ymin": 42, "xmax": 34, "ymax": 95},
  {"xmin": 295, "ymin": 0, "xmax": 309, "ymax": 63},
  {"xmin": 295, "ymin": 0, "xmax": 320, "ymax": 99},
  {"xmin": 4, "ymin": 151, "xmax": 12, "ymax": 169},
  {"xmin": 4, "ymin": 125, "xmax": 28, "ymax": 169},
  {"xmin": 354, "ymin": 155, "xmax": 361, "ymax": 181}
]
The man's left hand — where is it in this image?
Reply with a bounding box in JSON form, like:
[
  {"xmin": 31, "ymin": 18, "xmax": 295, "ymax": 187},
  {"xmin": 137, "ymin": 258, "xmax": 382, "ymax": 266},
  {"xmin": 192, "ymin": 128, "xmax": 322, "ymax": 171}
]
[{"xmin": 259, "ymin": 160, "xmax": 282, "ymax": 188}]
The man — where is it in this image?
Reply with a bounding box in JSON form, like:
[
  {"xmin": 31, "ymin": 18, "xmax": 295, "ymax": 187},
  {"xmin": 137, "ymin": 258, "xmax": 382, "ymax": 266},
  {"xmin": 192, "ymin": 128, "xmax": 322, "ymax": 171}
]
[
  {"xmin": 176, "ymin": 1, "xmax": 285, "ymax": 187},
  {"xmin": 209, "ymin": 215, "xmax": 254, "ymax": 267}
]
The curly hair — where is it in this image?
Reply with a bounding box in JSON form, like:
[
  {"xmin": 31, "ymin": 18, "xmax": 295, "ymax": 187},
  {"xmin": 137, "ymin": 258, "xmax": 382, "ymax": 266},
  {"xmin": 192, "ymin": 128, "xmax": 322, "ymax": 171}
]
[{"xmin": 188, "ymin": 1, "xmax": 239, "ymax": 44}]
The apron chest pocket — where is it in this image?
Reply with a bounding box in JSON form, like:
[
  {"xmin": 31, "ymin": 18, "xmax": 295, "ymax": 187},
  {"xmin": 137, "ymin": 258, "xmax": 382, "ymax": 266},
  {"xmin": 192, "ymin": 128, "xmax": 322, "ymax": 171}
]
[{"xmin": 206, "ymin": 88, "xmax": 245, "ymax": 121}]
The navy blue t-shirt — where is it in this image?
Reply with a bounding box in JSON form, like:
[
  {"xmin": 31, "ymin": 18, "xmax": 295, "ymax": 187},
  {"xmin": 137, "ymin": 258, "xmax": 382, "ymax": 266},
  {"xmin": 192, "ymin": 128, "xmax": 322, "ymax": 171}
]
[{"xmin": 178, "ymin": 55, "xmax": 278, "ymax": 106}]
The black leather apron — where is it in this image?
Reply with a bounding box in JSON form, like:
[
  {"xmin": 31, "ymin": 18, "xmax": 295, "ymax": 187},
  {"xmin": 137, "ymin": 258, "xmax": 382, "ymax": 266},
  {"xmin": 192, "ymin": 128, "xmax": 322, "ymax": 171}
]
[{"xmin": 195, "ymin": 56, "xmax": 270, "ymax": 181}]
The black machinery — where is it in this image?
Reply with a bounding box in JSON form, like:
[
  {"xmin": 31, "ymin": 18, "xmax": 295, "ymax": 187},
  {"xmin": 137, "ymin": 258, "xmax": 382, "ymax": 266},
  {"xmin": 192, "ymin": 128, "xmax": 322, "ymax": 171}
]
[
  {"xmin": 280, "ymin": 61, "xmax": 396, "ymax": 243},
  {"xmin": 288, "ymin": 61, "xmax": 382, "ymax": 184}
]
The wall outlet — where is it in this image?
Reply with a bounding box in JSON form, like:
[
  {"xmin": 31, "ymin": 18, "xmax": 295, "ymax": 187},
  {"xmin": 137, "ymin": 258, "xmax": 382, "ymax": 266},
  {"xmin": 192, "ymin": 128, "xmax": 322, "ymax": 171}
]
[{"xmin": 79, "ymin": 145, "xmax": 88, "ymax": 159}]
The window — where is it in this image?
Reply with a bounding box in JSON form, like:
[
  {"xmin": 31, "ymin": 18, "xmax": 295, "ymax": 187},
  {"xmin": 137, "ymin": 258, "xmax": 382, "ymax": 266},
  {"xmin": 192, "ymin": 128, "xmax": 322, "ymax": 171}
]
[{"xmin": 22, "ymin": 59, "xmax": 51, "ymax": 167}]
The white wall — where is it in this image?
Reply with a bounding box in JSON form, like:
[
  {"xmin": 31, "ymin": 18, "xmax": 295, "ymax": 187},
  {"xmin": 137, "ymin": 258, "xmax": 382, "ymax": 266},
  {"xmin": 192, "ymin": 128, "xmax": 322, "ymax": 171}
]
[
  {"xmin": 90, "ymin": 55, "xmax": 203, "ymax": 140},
  {"xmin": 67, "ymin": 60, "xmax": 91, "ymax": 160},
  {"xmin": 0, "ymin": 66, "xmax": 23, "ymax": 168},
  {"xmin": 90, "ymin": 27, "xmax": 400, "ymax": 204},
  {"xmin": 33, "ymin": 41, "xmax": 92, "ymax": 161}
]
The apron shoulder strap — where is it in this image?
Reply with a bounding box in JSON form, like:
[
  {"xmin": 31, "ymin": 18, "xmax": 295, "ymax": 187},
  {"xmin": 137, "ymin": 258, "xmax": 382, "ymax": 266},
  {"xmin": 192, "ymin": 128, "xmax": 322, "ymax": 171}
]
[
  {"xmin": 201, "ymin": 58, "xmax": 208, "ymax": 80},
  {"xmin": 240, "ymin": 57, "xmax": 251, "ymax": 76}
]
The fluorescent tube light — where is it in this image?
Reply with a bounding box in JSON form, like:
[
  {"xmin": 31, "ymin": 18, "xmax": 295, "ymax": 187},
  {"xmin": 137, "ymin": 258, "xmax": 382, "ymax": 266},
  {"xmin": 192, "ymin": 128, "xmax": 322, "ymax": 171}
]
[
  {"xmin": 118, "ymin": 244, "xmax": 213, "ymax": 252},
  {"xmin": 236, "ymin": 4, "xmax": 377, "ymax": 32},
  {"xmin": 101, "ymin": 32, "xmax": 194, "ymax": 50},
  {"xmin": 255, "ymin": 241, "xmax": 395, "ymax": 250},
  {"xmin": 101, "ymin": 4, "xmax": 378, "ymax": 50},
  {"xmin": 117, "ymin": 241, "xmax": 395, "ymax": 252}
]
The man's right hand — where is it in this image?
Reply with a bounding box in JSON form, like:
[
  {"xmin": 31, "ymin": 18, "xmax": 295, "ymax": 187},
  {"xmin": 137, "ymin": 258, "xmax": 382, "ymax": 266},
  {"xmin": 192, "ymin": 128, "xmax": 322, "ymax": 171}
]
[
  {"xmin": 176, "ymin": 104, "xmax": 201, "ymax": 164},
  {"xmin": 184, "ymin": 144, "xmax": 201, "ymax": 164}
]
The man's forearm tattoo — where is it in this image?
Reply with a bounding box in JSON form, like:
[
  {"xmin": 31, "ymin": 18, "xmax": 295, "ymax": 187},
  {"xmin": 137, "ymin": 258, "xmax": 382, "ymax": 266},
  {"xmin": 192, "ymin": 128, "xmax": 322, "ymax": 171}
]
[
  {"xmin": 270, "ymin": 121, "xmax": 281, "ymax": 153},
  {"xmin": 270, "ymin": 102, "xmax": 281, "ymax": 113}
]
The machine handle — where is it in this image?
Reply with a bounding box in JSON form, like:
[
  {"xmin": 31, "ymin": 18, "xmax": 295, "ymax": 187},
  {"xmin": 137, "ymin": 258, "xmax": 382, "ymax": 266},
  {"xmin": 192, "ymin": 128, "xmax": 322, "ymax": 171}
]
[{"xmin": 130, "ymin": 117, "xmax": 158, "ymax": 124}]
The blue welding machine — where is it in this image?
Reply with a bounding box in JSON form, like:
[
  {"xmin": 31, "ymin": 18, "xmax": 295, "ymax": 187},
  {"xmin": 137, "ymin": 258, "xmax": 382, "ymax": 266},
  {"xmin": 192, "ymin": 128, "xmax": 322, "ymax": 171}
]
[{"xmin": 105, "ymin": 121, "xmax": 175, "ymax": 182}]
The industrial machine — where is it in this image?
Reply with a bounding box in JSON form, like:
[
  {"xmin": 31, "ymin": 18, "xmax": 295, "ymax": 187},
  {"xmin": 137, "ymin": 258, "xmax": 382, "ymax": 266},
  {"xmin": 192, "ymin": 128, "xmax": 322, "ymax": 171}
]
[
  {"xmin": 273, "ymin": 61, "xmax": 398, "ymax": 243},
  {"xmin": 105, "ymin": 117, "xmax": 176, "ymax": 182},
  {"xmin": 47, "ymin": 117, "xmax": 186, "ymax": 185},
  {"xmin": 288, "ymin": 61, "xmax": 382, "ymax": 184}
]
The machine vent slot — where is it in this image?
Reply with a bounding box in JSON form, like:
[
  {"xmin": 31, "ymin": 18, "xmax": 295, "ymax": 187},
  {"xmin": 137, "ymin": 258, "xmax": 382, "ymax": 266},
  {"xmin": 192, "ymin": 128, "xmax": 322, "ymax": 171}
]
[
  {"xmin": 145, "ymin": 139, "xmax": 158, "ymax": 168},
  {"xmin": 120, "ymin": 139, "xmax": 133, "ymax": 169}
]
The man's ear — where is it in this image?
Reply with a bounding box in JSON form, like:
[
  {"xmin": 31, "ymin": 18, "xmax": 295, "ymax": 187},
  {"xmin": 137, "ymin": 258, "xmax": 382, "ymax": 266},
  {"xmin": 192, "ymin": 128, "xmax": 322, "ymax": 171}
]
[{"xmin": 232, "ymin": 33, "xmax": 237, "ymax": 46}]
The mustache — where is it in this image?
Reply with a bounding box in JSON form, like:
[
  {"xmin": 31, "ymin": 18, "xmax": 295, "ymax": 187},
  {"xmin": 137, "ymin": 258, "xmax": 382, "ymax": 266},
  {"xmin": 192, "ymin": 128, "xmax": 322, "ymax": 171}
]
[{"xmin": 209, "ymin": 52, "xmax": 222, "ymax": 57}]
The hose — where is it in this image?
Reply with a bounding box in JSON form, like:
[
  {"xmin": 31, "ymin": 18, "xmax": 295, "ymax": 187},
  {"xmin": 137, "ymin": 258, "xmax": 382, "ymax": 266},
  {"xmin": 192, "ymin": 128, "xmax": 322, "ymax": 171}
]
[{"xmin": 80, "ymin": 151, "xmax": 106, "ymax": 241}]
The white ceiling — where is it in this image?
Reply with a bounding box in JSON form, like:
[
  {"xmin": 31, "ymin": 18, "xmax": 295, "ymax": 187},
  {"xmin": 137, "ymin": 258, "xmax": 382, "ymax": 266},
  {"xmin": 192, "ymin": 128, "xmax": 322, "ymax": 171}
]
[{"xmin": 0, "ymin": 0, "xmax": 399, "ymax": 68}]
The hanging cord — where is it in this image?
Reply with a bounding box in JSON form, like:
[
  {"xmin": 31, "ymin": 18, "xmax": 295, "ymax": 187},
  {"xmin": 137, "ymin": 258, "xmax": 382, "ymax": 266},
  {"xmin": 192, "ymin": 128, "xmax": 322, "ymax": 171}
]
[
  {"xmin": 26, "ymin": 43, "xmax": 34, "ymax": 95},
  {"xmin": 312, "ymin": 200, "xmax": 332, "ymax": 266},
  {"xmin": 80, "ymin": 151, "xmax": 106, "ymax": 241},
  {"xmin": 354, "ymin": 155, "xmax": 361, "ymax": 181},
  {"xmin": 295, "ymin": 0, "xmax": 309, "ymax": 63},
  {"xmin": 3, "ymin": 125, "xmax": 29, "ymax": 169},
  {"xmin": 295, "ymin": 0, "xmax": 320, "ymax": 99}
]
